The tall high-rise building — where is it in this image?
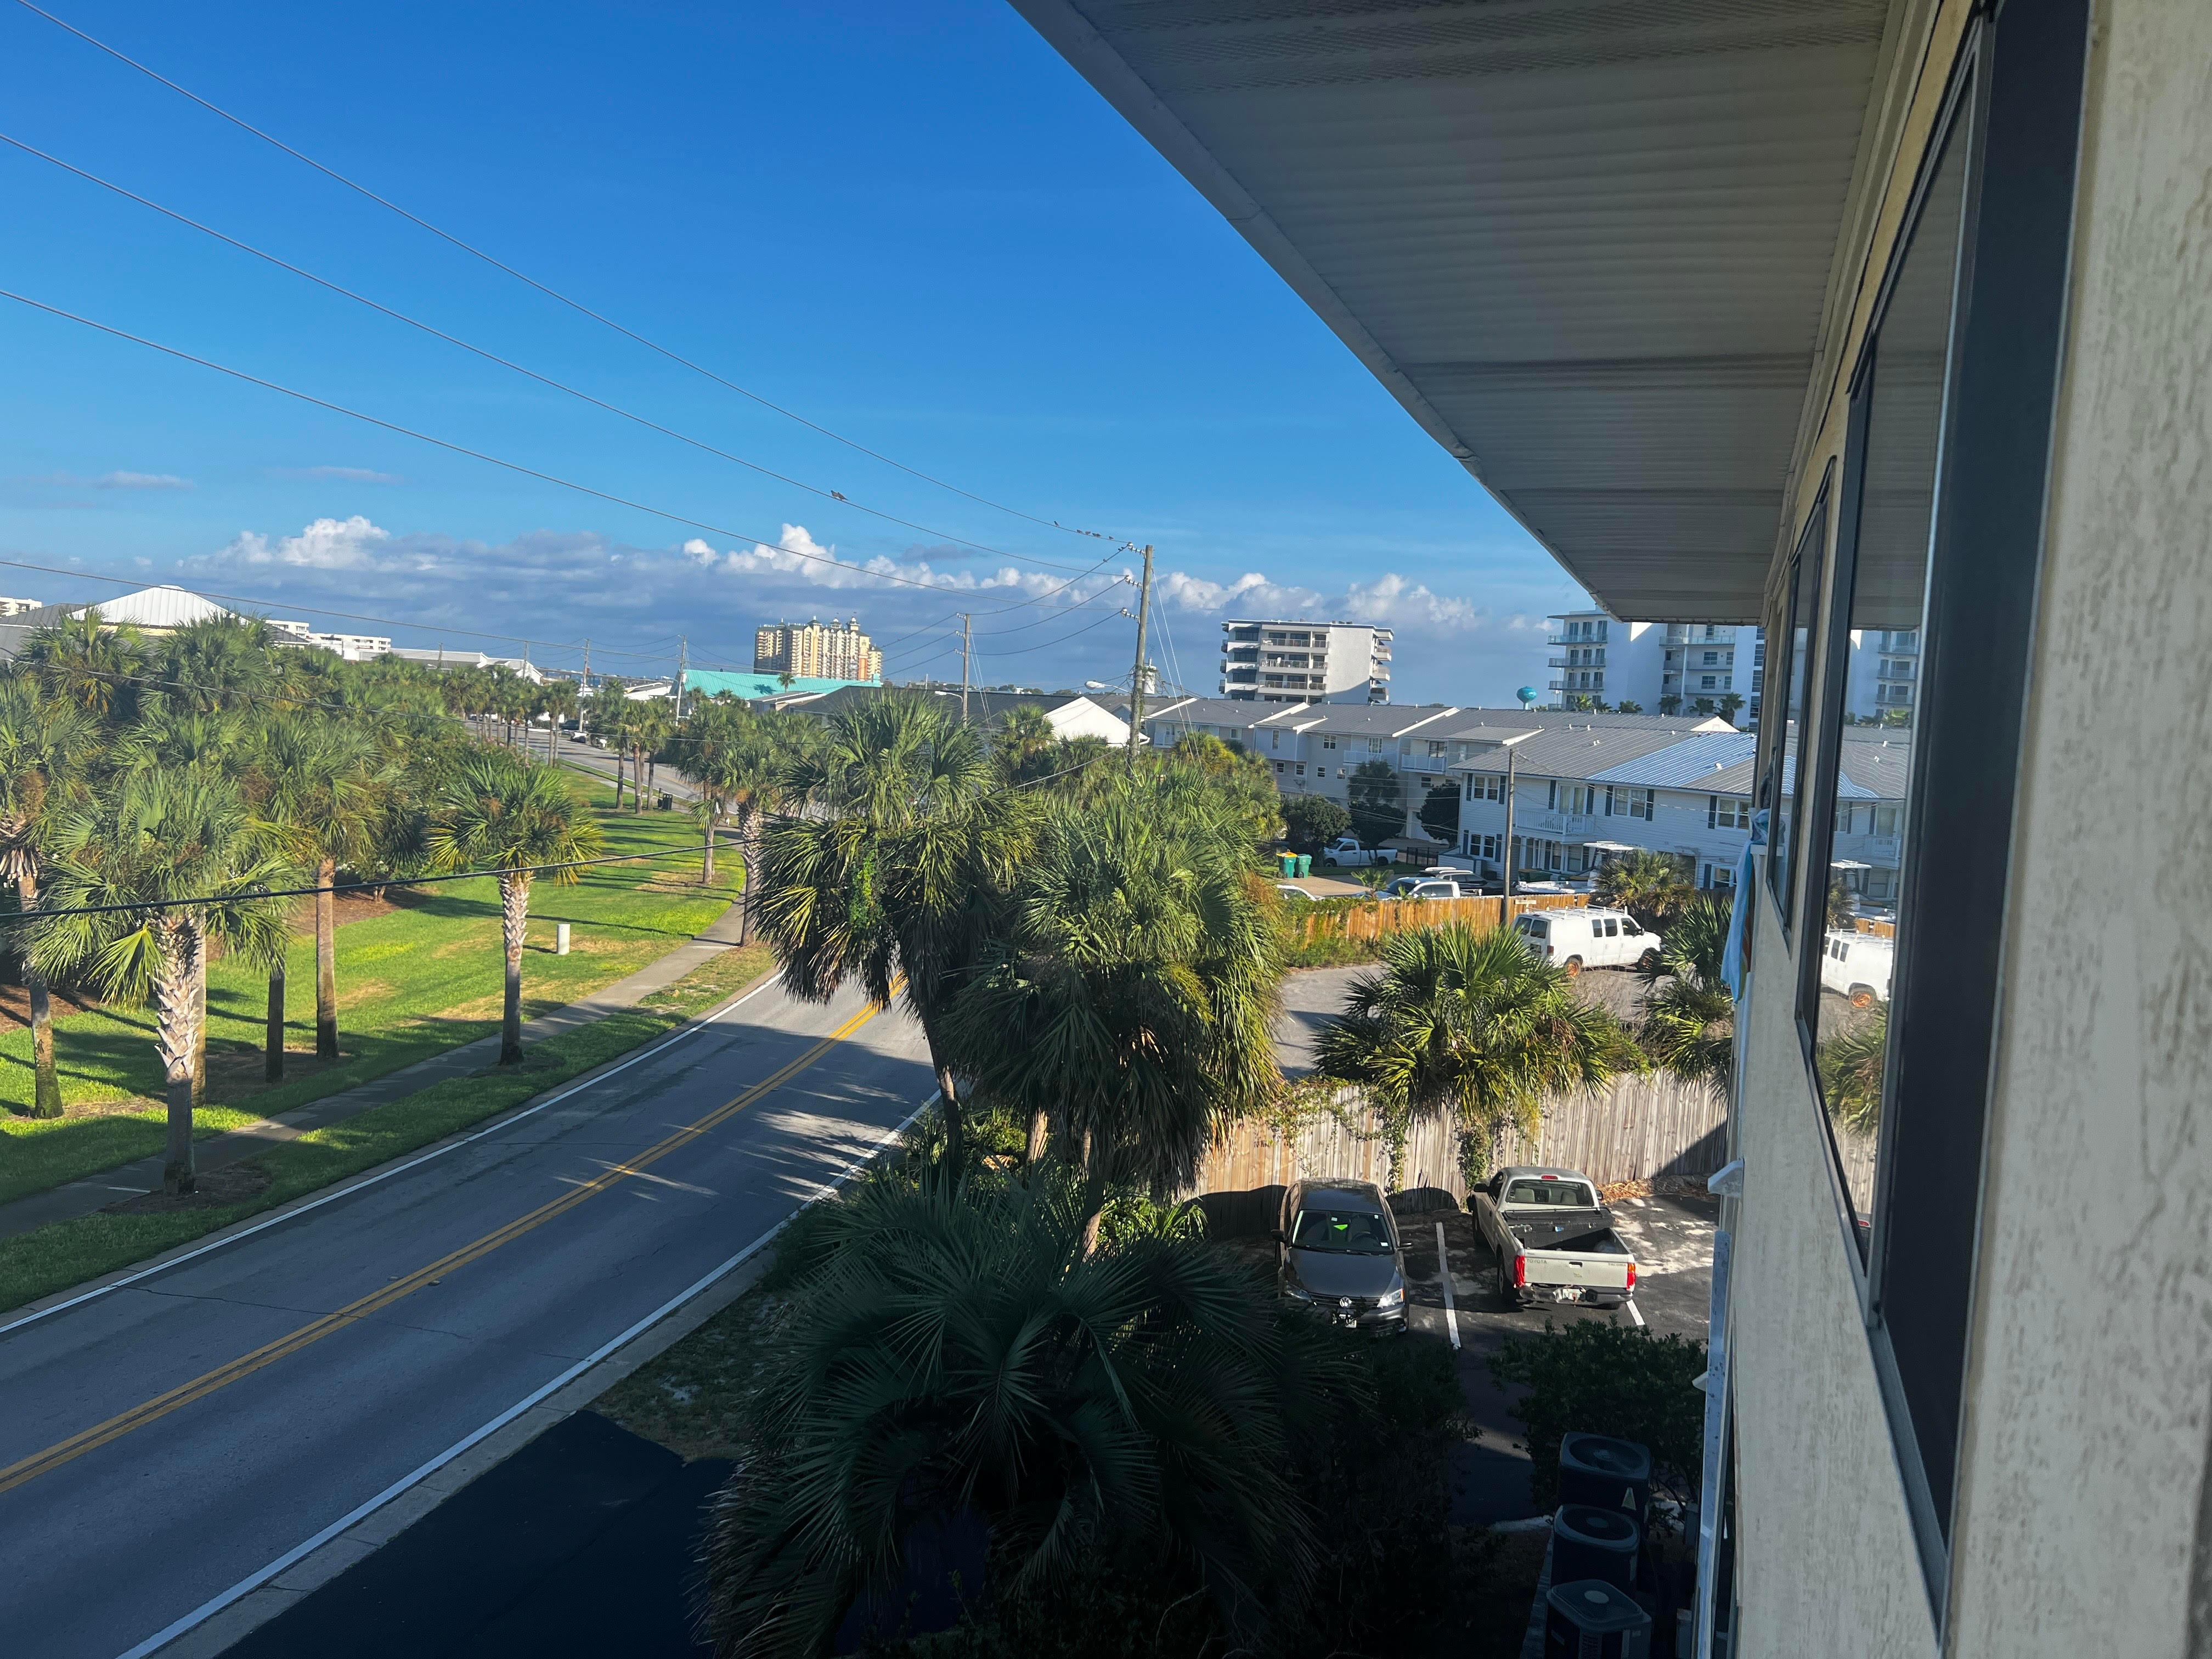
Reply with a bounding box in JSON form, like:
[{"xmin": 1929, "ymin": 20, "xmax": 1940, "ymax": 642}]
[
  {"xmin": 1218, "ymin": 619, "xmax": 1392, "ymax": 703},
  {"xmin": 753, "ymin": 616, "xmax": 882, "ymax": 684},
  {"xmin": 1548, "ymin": 610, "xmax": 1765, "ymax": 722}
]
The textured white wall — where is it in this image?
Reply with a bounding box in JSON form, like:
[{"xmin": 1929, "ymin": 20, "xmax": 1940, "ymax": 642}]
[{"xmin": 1949, "ymin": 1, "xmax": 2212, "ymax": 1652}]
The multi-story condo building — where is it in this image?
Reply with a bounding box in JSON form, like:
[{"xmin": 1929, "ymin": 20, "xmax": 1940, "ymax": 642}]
[
  {"xmin": 268, "ymin": 619, "xmax": 393, "ymax": 659},
  {"xmin": 0, "ymin": 597, "xmax": 41, "ymax": 618},
  {"xmin": 1217, "ymin": 619, "xmax": 1391, "ymax": 703},
  {"xmin": 1548, "ymin": 611, "xmax": 1765, "ymax": 723},
  {"xmin": 753, "ymin": 616, "xmax": 882, "ymax": 684}
]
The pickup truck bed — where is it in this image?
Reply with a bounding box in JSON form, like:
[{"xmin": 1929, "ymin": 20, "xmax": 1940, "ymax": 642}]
[{"xmin": 1470, "ymin": 1173, "xmax": 1638, "ymax": 1310}]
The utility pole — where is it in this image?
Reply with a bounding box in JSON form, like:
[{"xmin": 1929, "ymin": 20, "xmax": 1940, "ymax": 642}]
[
  {"xmin": 677, "ymin": 636, "xmax": 687, "ymax": 719},
  {"xmin": 1125, "ymin": 544, "xmax": 1154, "ymax": 774},
  {"xmin": 960, "ymin": 613, "xmax": 972, "ymax": 725}
]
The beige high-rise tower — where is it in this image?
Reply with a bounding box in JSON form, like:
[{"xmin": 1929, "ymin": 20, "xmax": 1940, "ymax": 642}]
[{"xmin": 753, "ymin": 616, "xmax": 882, "ymax": 684}]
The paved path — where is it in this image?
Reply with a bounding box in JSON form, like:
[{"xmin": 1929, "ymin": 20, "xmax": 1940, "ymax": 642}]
[
  {"xmin": 0, "ymin": 972, "xmax": 933, "ymax": 1659},
  {"xmin": 0, "ymin": 901, "xmax": 748, "ymax": 1242}
]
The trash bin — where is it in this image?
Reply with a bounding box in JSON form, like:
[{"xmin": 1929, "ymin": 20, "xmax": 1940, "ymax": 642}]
[
  {"xmin": 1295, "ymin": 855, "xmax": 1312, "ymax": 879},
  {"xmin": 1279, "ymin": 853, "xmax": 1298, "ymax": 877}
]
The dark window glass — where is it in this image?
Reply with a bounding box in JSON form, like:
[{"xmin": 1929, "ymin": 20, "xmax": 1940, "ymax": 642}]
[{"xmin": 1805, "ymin": 117, "xmax": 1971, "ymax": 1241}]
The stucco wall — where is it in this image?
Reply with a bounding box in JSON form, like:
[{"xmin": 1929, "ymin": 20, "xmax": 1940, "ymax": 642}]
[
  {"xmin": 1733, "ymin": 897, "xmax": 1942, "ymax": 1658},
  {"xmin": 1948, "ymin": 1, "xmax": 2212, "ymax": 1652}
]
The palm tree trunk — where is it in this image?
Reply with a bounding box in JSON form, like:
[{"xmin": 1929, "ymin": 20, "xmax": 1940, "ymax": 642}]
[
  {"xmin": 266, "ymin": 961, "xmax": 286, "ymax": 1082},
  {"xmin": 634, "ymin": 747, "xmax": 647, "ymax": 813},
  {"xmin": 16, "ymin": 870, "xmax": 62, "ymax": 1120},
  {"xmin": 156, "ymin": 926, "xmax": 201, "ymax": 1194},
  {"xmin": 1025, "ymin": 1108, "xmax": 1050, "ymax": 1166},
  {"xmin": 1079, "ymin": 1128, "xmax": 1107, "ymax": 1257},
  {"xmin": 918, "ymin": 1009, "xmax": 964, "ymax": 1176},
  {"xmin": 702, "ymin": 810, "xmax": 716, "ymax": 885},
  {"xmin": 499, "ymin": 873, "xmax": 529, "ymax": 1064},
  {"xmin": 735, "ymin": 819, "xmax": 758, "ymax": 945},
  {"xmin": 191, "ymin": 943, "xmax": 208, "ymax": 1110},
  {"xmin": 611, "ymin": 748, "xmax": 624, "ymax": 809},
  {"xmin": 315, "ymin": 856, "xmax": 340, "ymax": 1060}
]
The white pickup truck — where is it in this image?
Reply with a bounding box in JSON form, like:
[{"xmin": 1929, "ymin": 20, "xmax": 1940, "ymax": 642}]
[
  {"xmin": 1471, "ymin": 1167, "xmax": 1638, "ymax": 1311},
  {"xmin": 1318, "ymin": 836, "xmax": 1393, "ymax": 869}
]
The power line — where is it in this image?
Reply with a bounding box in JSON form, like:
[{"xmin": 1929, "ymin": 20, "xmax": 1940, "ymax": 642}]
[
  {"xmin": 0, "ymin": 289, "xmax": 1105, "ymax": 613},
  {"xmin": 0, "ymin": 131, "xmax": 1098, "ymax": 579},
  {"xmin": 973, "ymin": 606, "xmax": 1132, "ymax": 659},
  {"xmin": 11, "ymin": 0, "xmax": 1125, "ymax": 549}
]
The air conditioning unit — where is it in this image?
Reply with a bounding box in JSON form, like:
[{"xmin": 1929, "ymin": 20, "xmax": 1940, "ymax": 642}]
[
  {"xmin": 1558, "ymin": 1431, "xmax": 1652, "ymax": 1523},
  {"xmin": 1544, "ymin": 1579, "xmax": 1651, "ymax": 1658},
  {"xmin": 1553, "ymin": 1503, "xmax": 1641, "ymax": 1589}
]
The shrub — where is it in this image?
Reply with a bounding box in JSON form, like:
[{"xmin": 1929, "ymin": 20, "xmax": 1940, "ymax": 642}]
[
  {"xmin": 1280, "ymin": 793, "xmax": 1350, "ymax": 852},
  {"xmin": 1487, "ymin": 1321, "xmax": 1707, "ymax": 1506}
]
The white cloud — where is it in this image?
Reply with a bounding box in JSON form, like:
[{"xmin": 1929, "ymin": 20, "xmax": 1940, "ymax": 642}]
[
  {"xmin": 212, "ymin": 515, "xmax": 396, "ymax": 571},
  {"xmin": 16, "ymin": 469, "xmax": 195, "ymax": 492},
  {"xmin": 273, "ymin": 465, "xmax": 405, "ymax": 484}
]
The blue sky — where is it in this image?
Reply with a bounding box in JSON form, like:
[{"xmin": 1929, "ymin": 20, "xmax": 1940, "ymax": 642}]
[{"xmin": 0, "ymin": 0, "xmax": 1589, "ymax": 704}]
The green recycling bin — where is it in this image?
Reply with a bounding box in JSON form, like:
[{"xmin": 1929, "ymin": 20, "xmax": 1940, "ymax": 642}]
[
  {"xmin": 1279, "ymin": 852, "xmax": 1298, "ymax": 877},
  {"xmin": 1296, "ymin": 855, "xmax": 1312, "ymax": 879}
]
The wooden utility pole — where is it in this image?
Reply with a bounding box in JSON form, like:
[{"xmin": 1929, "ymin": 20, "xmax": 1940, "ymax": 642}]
[
  {"xmin": 1125, "ymin": 544, "xmax": 1154, "ymax": 774},
  {"xmin": 960, "ymin": 613, "xmax": 973, "ymax": 725}
]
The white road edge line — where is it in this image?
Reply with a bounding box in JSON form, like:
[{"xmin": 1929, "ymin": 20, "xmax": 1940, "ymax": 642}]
[
  {"xmin": 113, "ymin": 1093, "xmax": 935, "ymax": 1659},
  {"xmin": 1435, "ymin": 1221, "xmax": 1460, "ymax": 1351},
  {"xmin": 0, "ymin": 969, "xmax": 791, "ymax": 1340},
  {"xmin": 1626, "ymin": 1299, "xmax": 1646, "ymax": 1328}
]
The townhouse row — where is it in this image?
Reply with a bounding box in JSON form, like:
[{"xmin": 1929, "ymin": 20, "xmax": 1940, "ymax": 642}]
[{"xmin": 1130, "ymin": 694, "xmax": 1908, "ymax": 908}]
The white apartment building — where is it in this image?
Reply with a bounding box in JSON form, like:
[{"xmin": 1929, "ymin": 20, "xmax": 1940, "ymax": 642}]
[
  {"xmin": 1218, "ymin": 618, "xmax": 1391, "ymax": 703},
  {"xmin": 268, "ymin": 619, "xmax": 393, "ymax": 661},
  {"xmin": 0, "ymin": 597, "xmax": 41, "ymax": 618},
  {"xmin": 1549, "ymin": 611, "xmax": 1765, "ymax": 721}
]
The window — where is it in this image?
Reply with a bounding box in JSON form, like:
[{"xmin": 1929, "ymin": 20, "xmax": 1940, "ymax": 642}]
[
  {"xmin": 1321, "ymin": 736, "xmax": 1336, "ymax": 750},
  {"xmin": 1702, "ymin": 651, "xmax": 1719, "ymax": 665},
  {"xmin": 1367, "ymin": 738, "xmax": 1384, "ymax": 752},
  {"xmin": 1562, "ymin": 785, "xmax": 1596, "ymax": 815},
  {"xmin": 1295, "ymin": 764, "xmax": 1305, "ymax": 777},
  {"xmin": 1273, "ymin": 762, "xmax": 1284, "ymax": 775},
  {"xmin": 1791, "ymin": 0, "xmax": 2085, "ymax": 1605},
  {"xmin": 1606, "ymin": 786, "xmax": 1654, "ymax": 820},
  {"xmin": 1767, "ymin": 489, "xmax": 1829, "ymax": 932},
  {"xmin": 1708, "ymin": 796, "xmax": 1750, "ymax": 831},
  {"xmin": 1700, "ymin": 675, "xmax": 1718, "ymax": 690},
  {"xmin": 1427, "ymin": 741, "xmax": 1447, "ymax": 758}
]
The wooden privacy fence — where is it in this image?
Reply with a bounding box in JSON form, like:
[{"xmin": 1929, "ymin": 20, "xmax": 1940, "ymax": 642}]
[
  {"xmin": 1291, "ymin": 890, "xmax": 1589, "ymax": 949},
  {"xmin": 1180, "ymin": 1072, "xmax": 1730, "ymax": 1206}
]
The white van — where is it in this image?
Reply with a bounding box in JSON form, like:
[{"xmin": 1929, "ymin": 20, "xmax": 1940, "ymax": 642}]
[
  {"xmin": 1513, "ymin": 907, "xmax": 1662, "ymax": 975},
  {"xmin": 1819, "ymin": 929, "xmax": 1894, "ymax": 1007}
]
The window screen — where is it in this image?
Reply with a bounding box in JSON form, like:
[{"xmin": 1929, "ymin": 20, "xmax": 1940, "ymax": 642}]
[{"xmin": 1767, "ymin": 495, "xmax": 1827, "ymax": 932}]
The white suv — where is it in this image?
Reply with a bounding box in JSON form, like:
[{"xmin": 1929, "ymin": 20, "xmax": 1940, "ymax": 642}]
[{"xmin": 1513, "ymin": 907, "xmax": 1662, "ymax": 975}]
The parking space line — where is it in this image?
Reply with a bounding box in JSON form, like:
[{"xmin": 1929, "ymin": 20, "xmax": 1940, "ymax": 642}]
[
  {"xmin": 1435, "ymin": 1221, "xmax": 1460, "ymax": 1351},
  {"xmin": 1626, "ymin": 1299, "xmax": 1646, "ymax": 1328}
]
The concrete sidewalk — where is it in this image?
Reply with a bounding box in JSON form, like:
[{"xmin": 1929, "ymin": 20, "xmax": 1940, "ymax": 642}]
[{"xmin": 0, "ymin": 901, "xmax": 754, "ymax": 1242}]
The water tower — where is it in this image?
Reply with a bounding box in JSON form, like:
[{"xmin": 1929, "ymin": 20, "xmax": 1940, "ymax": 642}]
[{"xmin": 1517, "ymin": 686, "xmax": 1539, "ymax": 710}]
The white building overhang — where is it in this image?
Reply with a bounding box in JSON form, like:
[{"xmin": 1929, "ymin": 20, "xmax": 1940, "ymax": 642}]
[{"xmin": 1009, "ymin": 0, "xmax": 1892, "ymax": 620}]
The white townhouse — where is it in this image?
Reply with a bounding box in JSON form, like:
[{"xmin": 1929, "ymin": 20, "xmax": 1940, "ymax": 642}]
[{"xmin": 1450, "ymin": 725, "xmax": 1909, "ymax": 902}]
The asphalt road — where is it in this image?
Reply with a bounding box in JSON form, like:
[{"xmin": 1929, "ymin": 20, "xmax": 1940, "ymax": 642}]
[{"xmin": 0, "ymin": 974, "xmax": 933, "ymax": 1659}]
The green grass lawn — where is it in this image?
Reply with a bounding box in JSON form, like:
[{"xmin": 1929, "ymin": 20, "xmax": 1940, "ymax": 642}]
[
  {"xmin": 0, "ymin": 940, "xmax": 776, "ymax": 1314},
  {"xmin": 0, "ymin": 776, "xmax": 738, "ymax": 1206}
]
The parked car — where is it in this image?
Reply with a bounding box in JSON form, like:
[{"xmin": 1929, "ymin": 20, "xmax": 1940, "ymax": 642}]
[
  {"xmin": 1272, "ymin": 882, "xmax": 1317, "ymax": 903},
  {"xmin": 1511, "ymin": 907, "xmax": 1662, "ymax": 975},
  {"xmin": 1470, "ymin": 1167, "xmax": 1637, "ymax": 1311},
  {"xmin": 1274, "ymin": 1178, "xmax": 1408, "ymax": 1334},
  {"xmin": 1819, "ymin": 928, "xmax": 1894, "ymax": 1007},
  {"xmin": 1318, "ymin": 836, "xmax": 1392, "ymax": 869}
]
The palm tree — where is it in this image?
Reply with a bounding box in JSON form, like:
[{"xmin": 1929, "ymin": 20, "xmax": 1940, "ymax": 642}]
[
  {"xmin": 943, "ymin": 787, "xmax": 1279, "ymax": 1244},
  {"xmin": 634, "ymin": 701, "xmax": 675, "ymax": 809},
  {"xmin": 754, "ymin": 694, "xmax": 1012, "ymax": 1171},
  {"xmin": 1596, "ymin": 848, "xmax": 1693, "ymax": 932},
  {"xmin": 252, "ymin": 716, "xmax": 393, "ymax": 1067},
  {"xmin": 1313, "ymin": 922, "xmax": 1636, "ymax": 1184},
  {"xmin": 19, "ymin": 610, "xmax": 146, "ymax": 721},
  {"xmin": 1636, "ymin": 894, "xmax": 1736, "ymax": 1097},
  {"xmin": 425, "ymin": 754, "xmax": 603, "ymax": 1064},
  {"xmin": 30, "ymin": 772, "xmax": 290, "ymax": 1192},
  {"xmin": 1818, "ymin": 1003, "xmax": 1888, "ymax": 1133},
  {"xmin": 700, "ymin": 1171, "xmax": 1341, "ymax": 1659},
  {"xmin": 539, "ymin": 678, "xmax": 579, "ymax": 764},
  {"xmin": 992, "ymin": 703, "xmax": 1058, "ymax": 783},
  {"xmin": 153, "ymin": 614, "xmax": 284, "ymax": 714},
  {"xmin": 0, "ymin": 678, "xmax": 98, "ymax": 1117},
  {"xmin": 675, "ymin": 701, "xmax": 783, "ymax": 899},
  {"xmin": 594, "ymin": 685, "xmax": 634, "ymax": 806}
]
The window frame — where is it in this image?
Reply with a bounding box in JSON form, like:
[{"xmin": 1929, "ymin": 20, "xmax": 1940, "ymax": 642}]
[
  {"xmin": 1764, "ymin": 472, "xmax": 1832, "ymax": 938},
  {"xmin": 1785, "ymin": 0, "xmax": 2087, "ymax": 1620}
]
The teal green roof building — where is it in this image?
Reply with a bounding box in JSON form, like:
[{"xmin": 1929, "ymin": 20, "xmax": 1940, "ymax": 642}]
[{"xmin": 680, "ymin": 670, "xmax": 871, "ymax": 701}]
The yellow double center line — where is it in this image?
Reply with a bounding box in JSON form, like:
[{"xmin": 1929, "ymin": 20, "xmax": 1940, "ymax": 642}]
[{"xmin": 0, "ymin": 995, "xmax": 888, "ymax": 1499}]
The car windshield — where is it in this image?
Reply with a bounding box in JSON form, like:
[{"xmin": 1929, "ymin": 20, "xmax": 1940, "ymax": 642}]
[
  {"xmin": 1503, "ymin": 1180, "xmax": 1596, "ymax": 1207},
  {"xmin": 1290, "ymin": 1207, "xmax": 1393, "ymax": 1254}
]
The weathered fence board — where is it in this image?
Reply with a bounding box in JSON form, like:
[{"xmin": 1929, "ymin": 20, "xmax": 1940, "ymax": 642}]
[
  {"xmin": 1182, "ymin": 1071, "xmax": 1729, "ymax": 1204},
  {"xmin": 1296, "ymin": 891, "xmax": 1589, "ymax": 949}
]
